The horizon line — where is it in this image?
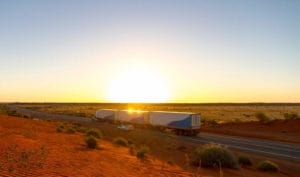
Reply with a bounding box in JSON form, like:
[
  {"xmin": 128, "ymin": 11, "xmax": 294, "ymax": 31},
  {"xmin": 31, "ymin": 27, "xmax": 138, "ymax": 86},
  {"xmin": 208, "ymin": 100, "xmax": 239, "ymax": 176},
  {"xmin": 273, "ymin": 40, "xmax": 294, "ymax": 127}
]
[{"xmin": 1, "ymin": 102, "xmax": 300, "ymax": 105}]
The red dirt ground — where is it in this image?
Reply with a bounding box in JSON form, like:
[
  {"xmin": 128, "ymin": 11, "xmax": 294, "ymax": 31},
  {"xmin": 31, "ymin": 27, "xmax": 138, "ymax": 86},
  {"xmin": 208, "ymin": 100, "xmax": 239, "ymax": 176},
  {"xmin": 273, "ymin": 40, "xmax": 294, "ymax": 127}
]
[
  {"xmin": 0, "ymin": 115, "xmax": 190, "ymax": 177},
  {"xmin": 202, "ymin": 119, "xmax": 300, "ymax": 144},
  {"xmin": 0, "ymin": 114, "xmax": 299, "ymax": 177}
]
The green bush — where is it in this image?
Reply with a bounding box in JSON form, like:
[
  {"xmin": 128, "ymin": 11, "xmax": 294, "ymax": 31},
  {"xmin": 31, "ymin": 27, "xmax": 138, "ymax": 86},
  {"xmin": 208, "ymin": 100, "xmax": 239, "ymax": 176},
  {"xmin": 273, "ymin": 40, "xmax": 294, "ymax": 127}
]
[
  {"xmin": 167, "ymin": 160, "xmax": 174, "ymax": 165},
  {"xmin": 23, "ymin": 114, "xmax": 32, "ymax": 119},
  {"xmin": 238, "ymin": 155, "xmax": 252, "ymax": 166},
  {"xmin": 128, "ymin": 139, "xmax": 133, "ymax": 145},
  {"xmin": 283, "ymin": 112, "xmax": 299, "ymax": 120},
  {"xmin": 7, "ymin": 110, "xmax": 22, "ymax": 117},
  {"xmin": 136, "ymin": 146, "xmax": 149, "ymax": 159},
  {"xmin": 58, "ymin": 123, "xmax": 65, "ymax": 129},
  {"xmin": 5, "ymin": 109, "xmax": 33, "ymax": 119},
  {"xmin": 66, "ymin": 127, "xmax": 76, "ymax": 134},
  {"xmin": 129, "ymin": 144, "xmax": 135, "ymax": 155},
  {"xmin": 85, "ymin": 136, "xmax": 98, "ymax": 149},
  {"xmin": 77, "ymin": 126, "xmax": 89, "ymax": 133},
  {"xmin": 202, "ymin": 119, "xmax": 219, "ymax": 127},
  {"xmin": 257, "ymin": 160, "xmax": 279, "ymax": 172},
  {"xmin": 74, "ymin": 112, "xmax": 87, "ymax": 117},
  {"xmin": 233, "ymin": 118, "xmax": 241, "ymax": 123},
  {"xmin": 255, "ymin": 112, "xmax": 272, "ymax": 123},
  {"xmin": 56, "ymin": 127, "xmax": 63, "ymax": 133},
  {"xmin": 72, "ymin": 123, "xmax": 81, "ymax": 130},
  {"xmin": 177, "ymin": 145, "xmax": 186, "ymax": 151},
  {"xmin": 113, "ymin": 137, "xmax": 128, "ymax": 147},
  {"xmin": 86, "ymin": 129, "xmax": 102, "ymax": 138},
  {"xmin": 191, "ymin": 143, "xmax": 239, "ymax": 168}
]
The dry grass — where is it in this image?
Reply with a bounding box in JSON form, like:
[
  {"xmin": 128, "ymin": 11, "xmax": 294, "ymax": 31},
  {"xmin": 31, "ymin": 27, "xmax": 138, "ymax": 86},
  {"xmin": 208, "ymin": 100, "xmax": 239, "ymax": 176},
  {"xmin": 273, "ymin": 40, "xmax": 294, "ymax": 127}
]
[
  {"xmin": 15, "ymin": 103, "xmax": 300, "ymax": 123},
  {"xmin": 257, "ymin": 160, "xmax": 279, "ymax": 172}
]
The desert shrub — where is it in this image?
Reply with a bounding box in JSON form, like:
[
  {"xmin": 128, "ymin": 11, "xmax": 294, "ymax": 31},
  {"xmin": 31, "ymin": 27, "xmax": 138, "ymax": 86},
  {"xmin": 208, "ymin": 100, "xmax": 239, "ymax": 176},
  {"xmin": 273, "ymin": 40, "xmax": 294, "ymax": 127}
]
[
  {"xmin": 136, "ymin": 146, "xmax": 149, "ymax": 159},
  {"xmin": 86, "ymin": 129, "xmax": 102, "ymax": 138},
  {"xmin": 167, "ymin": 160, "xmax": 174, "ymax": 165},
  {"xmin": 7, "ymin": 110, "xmax": 22, "ymax": 117},
  {"xmin": 202, "ymin": 119, "xmax": 219, "ymax": 127},
  {"xmin": 9, "ymin": 166, "xmax": 14, "ymax": 173},
  {"xmin": 129, "ymin": 144, "xmax": 135, "ymax": 155},
  {"xmin": 238, "ymin": 155, "xmax": 252, "ymax": 166},
  {"xmin": 72, "ymin": 123, "xmax": 81, "ymax": 130},
  {"xmin": 113, "ymin": 137, "xmax": 128, "ymax": 147},
  {"xmin": 283, "ymin": 112, "xmax": 299, "ymax": 120},
  {"xmin": 7, "ymin": 110, "xmax": 17, "ymax": 116},
  {"xmin": 201, "ymin": 118, "xmax": 207, "ymax": 124},
  {"xmin": 85, "ymin": 136, "xmax": 98, "ymax": 149},
  {"xmin": 23, "ymin": 114, "xmax": 32, "ymax": 119},
  {"xmin": 56, "ymin": 127, "xmax": 63, "ymax": 133},
  {"xmin": 255, "ymin": 112, "xmax": 272, "ymax": 123},
  {"xmin": 74, "ymin": 112, "xmax": 87, "ymax": 117},
  {"xmin": 77, "ymin": 126, "xmax": 89, "ymax": 133},
  {"xmin": 66, "ymin": 127, "xmax": 76, "ymax": 134},
  {"xmin": 128, "ymin": 139, "xmax": 133, "ymax": 145},
  {"xmin": 0, "ymin": 105, "xmax": 9, "ymax": 114},
  {"xmin": 243, "ymin": 114, "xmax": 250, "ymax": 118},
  {"xmin": 5, "ymin": 109, "xmax": 33, "ymax": 119},
  {"xmin": 177, "ymin": 145, "xmax": 187, "ymax": 151},
  {"xmin": 233, "ymin": 118, "xmax": 241, "ymax": 123},
  {"xmin": 58, "ymin": 123, "xmax": 65, "ymax": 129},
  {"xmin": 191, "ymin": 143, "xmax": 239, "ymax": 168},
  {"xmin": 4, "ymin": 144, "xmax": 49, "ymax": 172},
  {"xmin": 257, "ymin": 160, "xmax": 279, "ymax": 172}
]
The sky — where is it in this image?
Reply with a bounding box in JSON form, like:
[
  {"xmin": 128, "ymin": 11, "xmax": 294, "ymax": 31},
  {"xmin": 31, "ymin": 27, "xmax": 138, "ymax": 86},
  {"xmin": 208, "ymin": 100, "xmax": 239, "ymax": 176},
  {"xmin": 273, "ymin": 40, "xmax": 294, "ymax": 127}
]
[{"xmin": 0, "ymin": 0, "xmax": 299, "ymax": 103}]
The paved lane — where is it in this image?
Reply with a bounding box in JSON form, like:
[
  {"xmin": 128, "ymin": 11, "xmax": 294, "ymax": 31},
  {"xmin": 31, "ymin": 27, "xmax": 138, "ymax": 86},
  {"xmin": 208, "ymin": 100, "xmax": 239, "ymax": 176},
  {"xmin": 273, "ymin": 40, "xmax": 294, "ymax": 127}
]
[{"xmin": 180, "ymin": 133, "xmax": 300, "ymax": 161}]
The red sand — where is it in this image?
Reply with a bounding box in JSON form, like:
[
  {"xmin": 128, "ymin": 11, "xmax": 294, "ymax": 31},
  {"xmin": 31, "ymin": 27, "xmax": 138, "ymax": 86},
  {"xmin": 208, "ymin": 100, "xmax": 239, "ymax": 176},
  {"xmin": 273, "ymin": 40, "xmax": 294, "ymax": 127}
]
[
  {"xmin": 0, "ymin": 114, "xmax": 298, "ymax": 177},
  {"xmin": 202, "ymin": 119, "xmax": 300, "ymax": 144},
  {"xmin": 0, "ymin": 115, "xmax": 190, "ymax": 176}
]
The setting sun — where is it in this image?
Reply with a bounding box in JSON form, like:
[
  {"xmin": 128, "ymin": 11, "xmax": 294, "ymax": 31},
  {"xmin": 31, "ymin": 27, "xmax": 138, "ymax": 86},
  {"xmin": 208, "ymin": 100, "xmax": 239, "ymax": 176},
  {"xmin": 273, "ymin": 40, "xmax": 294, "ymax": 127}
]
[{"xmin": 106, "ymin": 66, "xmax": 170, "ymax": 103}]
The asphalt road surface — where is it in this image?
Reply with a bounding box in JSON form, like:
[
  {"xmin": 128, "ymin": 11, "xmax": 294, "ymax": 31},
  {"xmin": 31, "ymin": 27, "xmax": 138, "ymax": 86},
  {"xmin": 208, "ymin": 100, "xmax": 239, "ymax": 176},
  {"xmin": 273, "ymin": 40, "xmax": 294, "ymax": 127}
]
[
  {"xmin": 6, "ymin": 104, "xmax": 300, "ymax": 162},
  {"xmin": 186, "ymin": 133, "xmax": 300, "ymax": 161}
]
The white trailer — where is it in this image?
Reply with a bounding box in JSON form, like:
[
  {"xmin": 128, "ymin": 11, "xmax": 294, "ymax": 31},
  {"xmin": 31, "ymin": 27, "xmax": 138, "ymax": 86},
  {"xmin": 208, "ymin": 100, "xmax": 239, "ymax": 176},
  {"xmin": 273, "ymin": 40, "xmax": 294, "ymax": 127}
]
[
  {"xmin": 149, "ymin": 111, "xmax": 200, "ymax": 135},
  {"xmin": 117, "ymin": 110, "xmax": 148, "ymax": 124},
  {"xmin": 94, "ymin": 109, "xmax": 201, "ymax": 136},
  {"xmin": 95, "ymin": 109, "xmax": 117, "ymax": 121}
]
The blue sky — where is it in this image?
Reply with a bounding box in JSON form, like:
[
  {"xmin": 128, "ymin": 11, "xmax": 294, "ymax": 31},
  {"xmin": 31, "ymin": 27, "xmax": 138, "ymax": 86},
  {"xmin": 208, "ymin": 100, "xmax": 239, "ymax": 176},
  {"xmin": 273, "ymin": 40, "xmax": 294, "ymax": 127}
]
[{"xmin": 0, "ymin": 0, "xmax": 299, "ymax": 102}]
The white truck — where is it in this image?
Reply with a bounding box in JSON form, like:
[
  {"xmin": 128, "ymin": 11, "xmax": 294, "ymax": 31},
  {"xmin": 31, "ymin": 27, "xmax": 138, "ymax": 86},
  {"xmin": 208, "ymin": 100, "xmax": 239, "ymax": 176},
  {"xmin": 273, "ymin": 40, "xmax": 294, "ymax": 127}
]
[{"xmin": 95, "ymin": 109, "xmax": 201, "ymax": 136}]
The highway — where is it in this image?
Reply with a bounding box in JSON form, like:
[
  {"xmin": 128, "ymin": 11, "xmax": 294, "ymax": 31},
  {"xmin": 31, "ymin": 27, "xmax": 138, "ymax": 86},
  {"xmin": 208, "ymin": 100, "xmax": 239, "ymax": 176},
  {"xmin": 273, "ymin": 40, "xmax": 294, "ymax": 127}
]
[
  {"xmin": 185, "ymin": 133, "xmax": 300, "ymax": 161},
  {"xmin": 6, "ymin": 104, "xmax": 300, "ymax": 162}
]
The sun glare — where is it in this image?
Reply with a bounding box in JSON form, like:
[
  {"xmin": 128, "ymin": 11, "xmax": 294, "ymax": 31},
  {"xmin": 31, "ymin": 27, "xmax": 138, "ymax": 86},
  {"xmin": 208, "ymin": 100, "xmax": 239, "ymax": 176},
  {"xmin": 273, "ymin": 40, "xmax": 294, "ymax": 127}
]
[{"xmin": 107, "ymin": 67, "xmax": 170, "ymax": 103}]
